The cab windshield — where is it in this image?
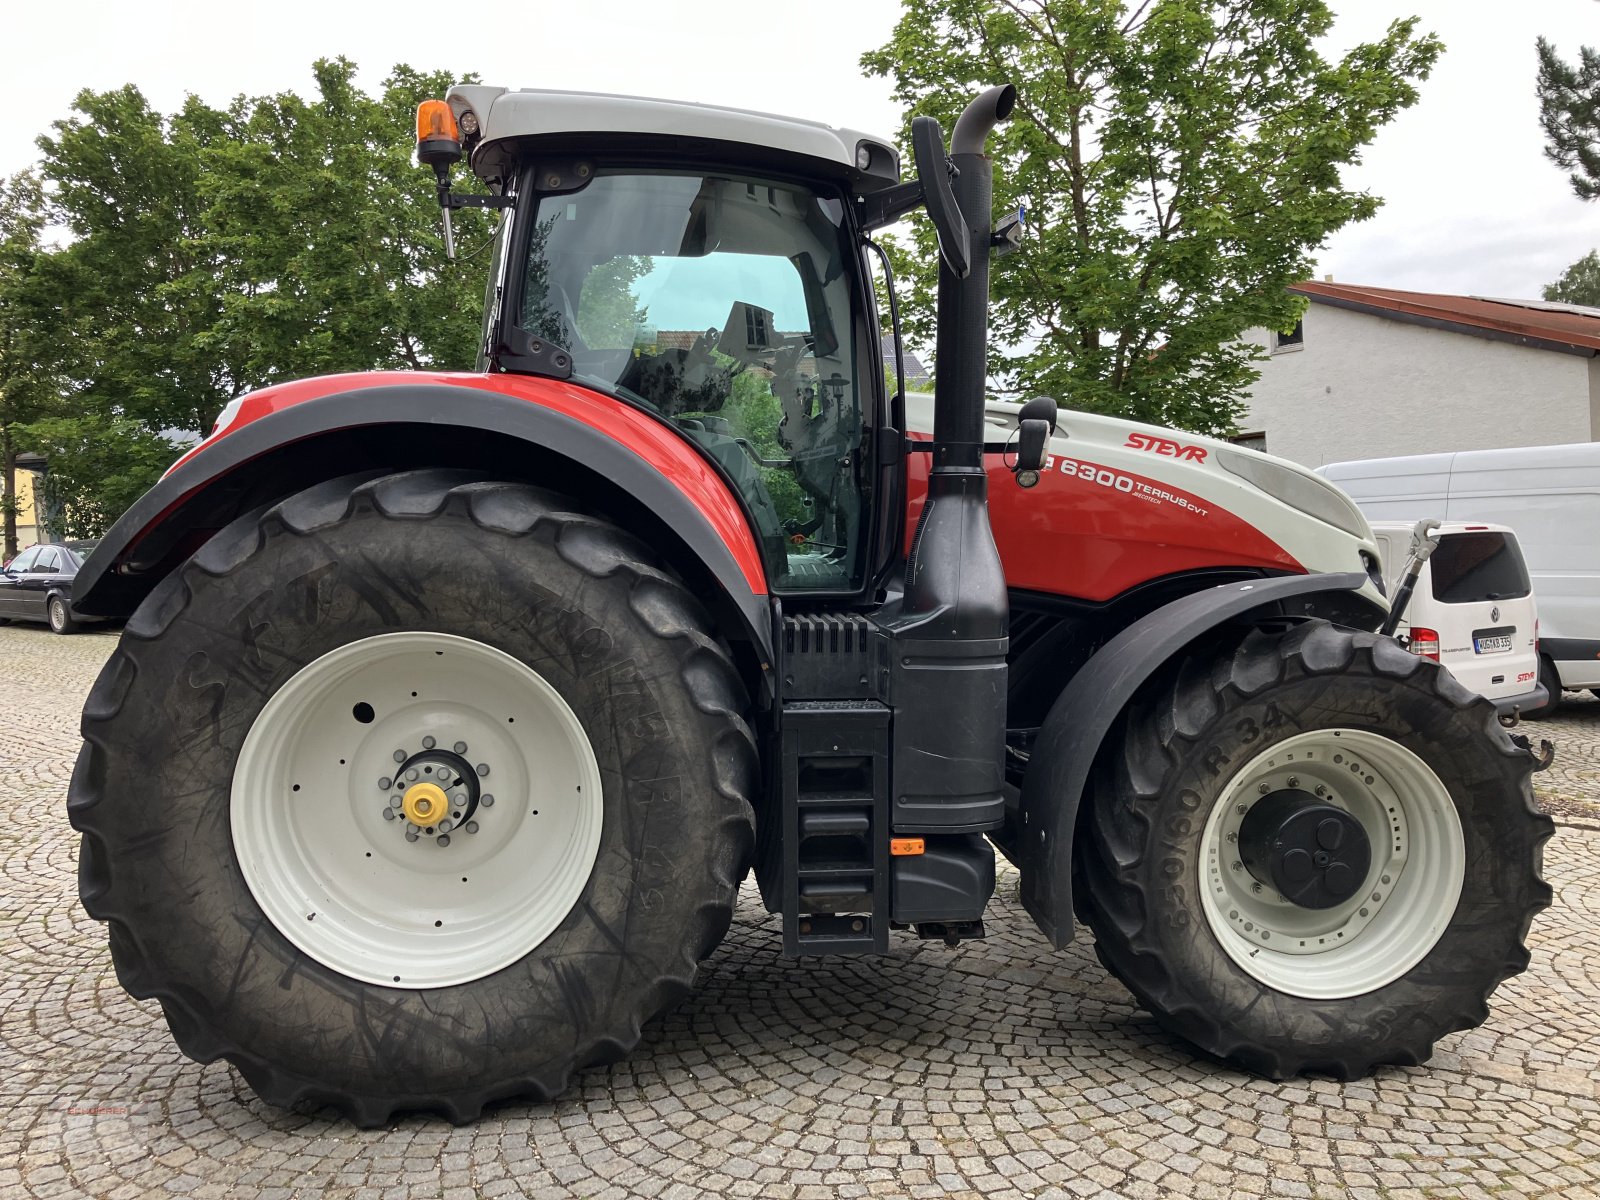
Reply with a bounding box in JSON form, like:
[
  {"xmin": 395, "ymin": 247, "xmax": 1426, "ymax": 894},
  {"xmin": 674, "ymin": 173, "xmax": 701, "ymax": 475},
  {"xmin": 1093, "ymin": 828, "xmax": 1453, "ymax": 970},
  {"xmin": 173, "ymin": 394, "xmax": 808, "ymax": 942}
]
[{"xmin": 515, "ymin": 169, "xmax": 869, "ymax": 592}]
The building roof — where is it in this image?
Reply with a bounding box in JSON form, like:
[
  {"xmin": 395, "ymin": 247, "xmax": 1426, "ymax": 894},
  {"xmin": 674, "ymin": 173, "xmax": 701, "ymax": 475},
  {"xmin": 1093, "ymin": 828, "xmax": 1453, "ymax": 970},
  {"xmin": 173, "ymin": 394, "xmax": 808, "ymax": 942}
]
[
  {"xmin": 880, "ymin": 335, "xmax": 932, "ymax": 386},
  {"xmin": 1291, "ymin": 280, "xmax": 1600, "ymax": 355}
]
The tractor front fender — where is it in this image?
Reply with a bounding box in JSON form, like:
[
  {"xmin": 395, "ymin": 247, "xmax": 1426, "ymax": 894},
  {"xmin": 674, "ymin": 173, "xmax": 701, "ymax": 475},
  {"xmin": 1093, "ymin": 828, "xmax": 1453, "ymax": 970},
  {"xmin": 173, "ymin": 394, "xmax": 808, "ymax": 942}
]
[
  {"xmin": 1011, "ymin": 572, "xmax": 1383, "ymax": 949},
  {"xmin": 72, "ymin": 375, "xmax": 773, "ymax": 659}
]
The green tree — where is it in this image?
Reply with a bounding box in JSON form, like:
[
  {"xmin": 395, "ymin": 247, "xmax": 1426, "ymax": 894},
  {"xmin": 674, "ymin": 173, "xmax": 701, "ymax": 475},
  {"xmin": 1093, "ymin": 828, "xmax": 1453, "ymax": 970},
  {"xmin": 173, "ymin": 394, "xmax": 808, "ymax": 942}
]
[
  {"xmin": 1537, "ymin": 35, "xmax": 1600, "ymax": 201},
  {"xmin": 38, "ymin": 85, "xmax": 236, "ymax": 438},
  {"xmin": 198, "ymin": 59, "xmax": 491, "ymax": 387},
  {"xmin": 17, "ymin": 414, "xmax": 179, "ymax": 539},
  {"xmin": 1543, "ymin": 249, "xmax": 1600, "ymax": 307},
  {"xmin": 24, "ymin": 60, "xmax": 486, "ymax": 534},
  {"xmin": 0, "ymin": 171, "xmax": 64, "ymax": 558},
  {"xmin": 862, "ymin": 0, "xmax": 1442, "ymax": 433}
]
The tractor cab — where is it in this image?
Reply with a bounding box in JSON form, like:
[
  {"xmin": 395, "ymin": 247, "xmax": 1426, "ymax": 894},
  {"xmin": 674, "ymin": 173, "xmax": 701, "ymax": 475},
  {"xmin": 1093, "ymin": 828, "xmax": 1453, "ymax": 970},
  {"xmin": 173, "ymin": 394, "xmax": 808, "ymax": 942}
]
[{"xmin": 437, "ymin": 88, "xmax": 910, "ymax": 595}]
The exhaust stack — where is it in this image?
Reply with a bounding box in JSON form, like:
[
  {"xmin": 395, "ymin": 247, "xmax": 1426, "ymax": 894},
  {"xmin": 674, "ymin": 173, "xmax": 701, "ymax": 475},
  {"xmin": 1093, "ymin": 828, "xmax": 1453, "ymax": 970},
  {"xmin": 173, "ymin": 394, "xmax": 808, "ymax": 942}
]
[{"xmin": 886, "ymin": 85, "xmax": 1016, "ymax": 836}]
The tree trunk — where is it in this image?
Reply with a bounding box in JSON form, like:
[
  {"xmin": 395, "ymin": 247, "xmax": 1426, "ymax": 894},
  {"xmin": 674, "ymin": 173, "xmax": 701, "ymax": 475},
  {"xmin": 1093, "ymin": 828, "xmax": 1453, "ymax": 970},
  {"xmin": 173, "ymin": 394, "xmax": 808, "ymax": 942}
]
[{"xmin": 2, "ymin": 424, "xmax": 16, "ymax": 561}]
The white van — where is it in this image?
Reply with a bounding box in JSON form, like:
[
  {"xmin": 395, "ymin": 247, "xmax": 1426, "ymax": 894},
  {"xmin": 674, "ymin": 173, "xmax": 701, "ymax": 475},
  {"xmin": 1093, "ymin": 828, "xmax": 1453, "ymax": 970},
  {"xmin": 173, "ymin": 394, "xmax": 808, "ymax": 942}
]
[
  {"xmin": 1321, "ymin": 442, "xmax": 1600, "ymax": 710},
  {"xmin": 1368, "ymin": 522, "xmax": 1545, "ymax": 716}
]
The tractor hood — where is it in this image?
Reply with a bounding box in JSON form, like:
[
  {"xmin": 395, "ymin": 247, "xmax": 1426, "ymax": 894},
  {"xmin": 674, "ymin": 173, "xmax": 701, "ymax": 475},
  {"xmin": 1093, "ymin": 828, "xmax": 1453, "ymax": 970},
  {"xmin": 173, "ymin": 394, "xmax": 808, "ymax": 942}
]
[{"xmin": 904, "ymin": 392, "xmax": 1386, "ymax": 607}]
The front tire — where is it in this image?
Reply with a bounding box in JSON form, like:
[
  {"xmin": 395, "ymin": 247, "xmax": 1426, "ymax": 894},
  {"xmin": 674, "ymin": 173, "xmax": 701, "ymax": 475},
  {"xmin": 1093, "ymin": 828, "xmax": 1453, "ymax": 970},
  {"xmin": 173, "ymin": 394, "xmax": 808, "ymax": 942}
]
[
  {"xmin": 1076, "ymin": 621, "xmax": 1552, "ymax": 1079},
  {"xmin": 70, "ymin": 471, "xmax": 756, "ymax": 1124}
]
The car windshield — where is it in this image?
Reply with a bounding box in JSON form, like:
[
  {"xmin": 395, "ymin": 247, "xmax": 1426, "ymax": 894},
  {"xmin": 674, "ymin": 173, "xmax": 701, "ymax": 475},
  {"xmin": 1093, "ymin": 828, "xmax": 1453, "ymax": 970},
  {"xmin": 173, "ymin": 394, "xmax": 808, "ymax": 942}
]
[{"xmin": 516, "ymin": 169, "xmax": 870, "ymax": 592}]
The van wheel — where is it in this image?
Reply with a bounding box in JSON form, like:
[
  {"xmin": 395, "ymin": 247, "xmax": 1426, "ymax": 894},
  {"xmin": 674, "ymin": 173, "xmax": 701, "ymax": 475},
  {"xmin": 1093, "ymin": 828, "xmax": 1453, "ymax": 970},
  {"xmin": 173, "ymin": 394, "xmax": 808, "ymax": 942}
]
[
  {"xmin": 1524, "ymin": 657, "xmax": 1562, "ymax": 720},
  {"xmin": 1076, "ymin": 622, "xmax": 1552, "ymax": 1079}
]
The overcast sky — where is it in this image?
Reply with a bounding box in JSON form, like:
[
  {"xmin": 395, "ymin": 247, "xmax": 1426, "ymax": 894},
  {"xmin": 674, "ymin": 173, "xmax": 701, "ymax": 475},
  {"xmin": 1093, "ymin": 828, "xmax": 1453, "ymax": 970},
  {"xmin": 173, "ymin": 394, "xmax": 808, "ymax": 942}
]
[{"xmin": 3, "ymin": 1, "xmax": 1596, "ymax": 300}]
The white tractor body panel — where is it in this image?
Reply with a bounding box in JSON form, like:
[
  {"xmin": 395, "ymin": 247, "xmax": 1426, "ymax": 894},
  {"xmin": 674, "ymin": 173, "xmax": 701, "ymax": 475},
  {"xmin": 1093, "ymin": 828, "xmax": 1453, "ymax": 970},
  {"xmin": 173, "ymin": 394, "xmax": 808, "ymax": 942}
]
[{"xmin": 905, "ymin": 392, "xmax": 1387, "ymax": 612}]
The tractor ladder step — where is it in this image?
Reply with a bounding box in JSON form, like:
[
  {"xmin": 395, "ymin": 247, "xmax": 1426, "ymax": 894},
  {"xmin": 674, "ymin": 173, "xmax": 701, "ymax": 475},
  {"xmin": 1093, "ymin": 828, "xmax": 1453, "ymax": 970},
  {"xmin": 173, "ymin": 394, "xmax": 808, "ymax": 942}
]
[{"xmin": 780, "ymin": 700, "xmax": 891, "ymax": 956}]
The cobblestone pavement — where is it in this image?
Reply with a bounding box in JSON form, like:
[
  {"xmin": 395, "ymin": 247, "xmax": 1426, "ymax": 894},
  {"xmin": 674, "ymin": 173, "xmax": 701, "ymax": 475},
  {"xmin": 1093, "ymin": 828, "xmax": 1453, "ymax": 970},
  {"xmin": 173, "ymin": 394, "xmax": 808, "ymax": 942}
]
[{"xmin": 4, "ymin": 624, "xmax": 1599, "ymax": 1200}]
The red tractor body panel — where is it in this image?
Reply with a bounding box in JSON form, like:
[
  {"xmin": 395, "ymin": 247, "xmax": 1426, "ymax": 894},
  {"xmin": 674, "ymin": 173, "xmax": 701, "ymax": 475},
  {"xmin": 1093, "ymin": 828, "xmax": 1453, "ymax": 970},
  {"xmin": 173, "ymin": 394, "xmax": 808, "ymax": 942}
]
[
  {"xmin": 906, "ymin": 438, "xmax": 1304, "ymax": 601},
  {"xmin": 171, "ymin": 370, "xmax": 770, "ymax": 595}
]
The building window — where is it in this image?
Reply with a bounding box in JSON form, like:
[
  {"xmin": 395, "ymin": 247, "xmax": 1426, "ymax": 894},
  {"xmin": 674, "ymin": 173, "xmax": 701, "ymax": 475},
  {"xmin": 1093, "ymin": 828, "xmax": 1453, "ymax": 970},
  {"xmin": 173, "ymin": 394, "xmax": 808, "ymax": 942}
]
[
  {"xmin": 1272, "ymin": 319, "xmax": 1304, "ymax": 354},
  {"xmin": 1231, "ymin": 432, "xmax": 1267, "ymax": 453}
]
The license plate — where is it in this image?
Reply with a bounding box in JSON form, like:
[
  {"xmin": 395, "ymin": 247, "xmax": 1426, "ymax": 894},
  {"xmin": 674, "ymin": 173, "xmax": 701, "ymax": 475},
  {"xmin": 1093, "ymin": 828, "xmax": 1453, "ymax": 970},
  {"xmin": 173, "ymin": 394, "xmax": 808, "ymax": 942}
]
[{"xmin": 1474, "ymin": 634, "xmax": 1512, "ymax": 654}]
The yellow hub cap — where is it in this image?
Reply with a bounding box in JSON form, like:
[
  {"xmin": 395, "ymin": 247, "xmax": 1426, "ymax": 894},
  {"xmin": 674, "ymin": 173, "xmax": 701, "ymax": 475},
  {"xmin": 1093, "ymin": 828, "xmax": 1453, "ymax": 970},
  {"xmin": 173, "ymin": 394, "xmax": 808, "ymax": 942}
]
[{"xmin": 401, "ymin": 782, "xmax": 449, "ymax": 827}]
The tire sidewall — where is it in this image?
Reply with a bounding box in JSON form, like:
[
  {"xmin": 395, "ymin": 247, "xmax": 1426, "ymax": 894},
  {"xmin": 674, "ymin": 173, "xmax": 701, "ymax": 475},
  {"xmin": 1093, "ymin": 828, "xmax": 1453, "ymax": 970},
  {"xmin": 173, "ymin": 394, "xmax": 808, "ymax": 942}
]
[
  {"xmin": 1120, "ymin": 659, "xmax": 1539, "ymax": 1058},
  {"xmin": 89, "ymin": 497, "xmax": 746, "ymax": 1097}
]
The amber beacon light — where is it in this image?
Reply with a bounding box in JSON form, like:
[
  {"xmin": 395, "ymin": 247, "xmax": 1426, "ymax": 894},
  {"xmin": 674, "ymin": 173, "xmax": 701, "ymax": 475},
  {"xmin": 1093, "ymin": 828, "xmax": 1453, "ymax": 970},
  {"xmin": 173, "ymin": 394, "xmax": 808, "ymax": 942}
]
[{"xmin": 415, "ymin": 99, "xmax": 461, "ymax": 167}]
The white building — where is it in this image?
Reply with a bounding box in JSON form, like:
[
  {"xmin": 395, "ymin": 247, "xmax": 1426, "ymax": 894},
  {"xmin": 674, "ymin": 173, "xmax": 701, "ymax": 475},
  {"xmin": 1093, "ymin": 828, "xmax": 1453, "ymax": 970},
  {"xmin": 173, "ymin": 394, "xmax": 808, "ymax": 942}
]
[{"xmin": 1238, "ymin": 281, "xmax": 1600, "ymax": 468}]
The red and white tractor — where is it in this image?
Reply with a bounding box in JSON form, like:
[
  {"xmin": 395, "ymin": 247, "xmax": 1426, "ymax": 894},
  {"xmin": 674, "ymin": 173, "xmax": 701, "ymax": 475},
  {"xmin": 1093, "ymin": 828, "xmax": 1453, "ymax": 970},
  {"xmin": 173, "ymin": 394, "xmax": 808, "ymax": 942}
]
[{"xmin": 67, "ymin": 83, "xmax": 1551, "ymax": 1125}]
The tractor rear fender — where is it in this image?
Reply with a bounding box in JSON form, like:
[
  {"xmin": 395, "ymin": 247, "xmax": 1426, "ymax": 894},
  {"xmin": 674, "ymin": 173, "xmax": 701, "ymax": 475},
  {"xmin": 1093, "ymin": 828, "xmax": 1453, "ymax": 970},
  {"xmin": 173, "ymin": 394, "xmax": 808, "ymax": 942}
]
[
  {"xmin": 1010, "ymin": 572, "xmax": 1383, "ymax": 949},
  {"xmin": 72, "ymin": 376, "xmax": 774, "ymax": 669}
]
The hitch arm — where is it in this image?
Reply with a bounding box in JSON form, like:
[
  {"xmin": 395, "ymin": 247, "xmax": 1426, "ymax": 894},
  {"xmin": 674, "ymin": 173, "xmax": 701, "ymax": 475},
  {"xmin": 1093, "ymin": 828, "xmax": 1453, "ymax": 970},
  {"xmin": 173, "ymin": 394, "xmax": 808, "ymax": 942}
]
[{"xmin": 1379, "ymin": 517, "xmax": 1441, "ymax": 639}]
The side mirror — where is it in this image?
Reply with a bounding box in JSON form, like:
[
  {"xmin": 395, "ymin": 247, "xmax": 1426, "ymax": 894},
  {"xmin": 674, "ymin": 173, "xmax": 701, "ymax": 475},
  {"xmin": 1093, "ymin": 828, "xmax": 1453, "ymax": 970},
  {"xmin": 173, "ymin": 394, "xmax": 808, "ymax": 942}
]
[
  {"xmin": 1013, "ymin": 395, "xmax": 1059, "ymax": 487},
  {"xmin": 910, "ymin": 115, "xmax": 970, "ymax": 280}
]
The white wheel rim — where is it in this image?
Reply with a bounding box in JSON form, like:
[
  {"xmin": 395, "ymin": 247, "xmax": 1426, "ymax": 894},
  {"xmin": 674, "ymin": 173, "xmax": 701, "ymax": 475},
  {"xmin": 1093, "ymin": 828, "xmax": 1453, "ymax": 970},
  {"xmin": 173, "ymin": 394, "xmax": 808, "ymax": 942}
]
[
  {"xmin": 49, "ymin": 599, "xmax": 64, "ymax": 629},
  {"xmin": 1198, "ymin": 728, "xmax": 1465, "ymax": 999},
  {"xmin": 232, "ymin": 632, "xmax": 604, "ymax": 989}
]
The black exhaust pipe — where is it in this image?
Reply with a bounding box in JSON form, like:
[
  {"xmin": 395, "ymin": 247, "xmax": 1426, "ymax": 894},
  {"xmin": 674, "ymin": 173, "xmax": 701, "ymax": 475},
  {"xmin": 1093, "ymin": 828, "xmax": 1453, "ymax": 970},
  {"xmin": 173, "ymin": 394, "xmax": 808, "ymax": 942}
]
[
  {"xmin": 932, "ymin": 83, "xmax": 1017, "ymax": 474},
  {"xmin": 887, "ymin": 84, "xmax": 1016, "ymax": 836}
]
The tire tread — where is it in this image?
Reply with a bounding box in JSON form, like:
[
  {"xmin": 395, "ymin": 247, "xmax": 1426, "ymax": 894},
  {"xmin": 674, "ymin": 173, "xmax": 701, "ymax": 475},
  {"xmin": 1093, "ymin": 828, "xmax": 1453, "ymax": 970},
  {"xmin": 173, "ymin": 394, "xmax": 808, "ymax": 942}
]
[{"xmin": 70, "ymin": 469, "xmax": 757, "ymax": 1125}]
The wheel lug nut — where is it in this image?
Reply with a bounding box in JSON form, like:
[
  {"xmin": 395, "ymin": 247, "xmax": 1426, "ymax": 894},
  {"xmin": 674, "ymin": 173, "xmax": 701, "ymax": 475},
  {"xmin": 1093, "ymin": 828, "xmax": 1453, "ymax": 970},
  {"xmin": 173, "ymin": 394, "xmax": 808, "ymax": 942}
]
[
  {"xmin": 466, "ymin": 821, "xmax": 479, "ymax": 834},
  {"xmin": 454, "ymin": 741, "xmax": 468, "ymax": 754},
  {"xmin": 422, "ymin": 736, "xmax": 436, "ymax": 749},
  {"xmin": 406, "ymin": 769, "xmax": 419, "ymax": 781},
  {"xmin": 1257, "ymin": 783, "xmax": 1270, "ymax": 795},
  {"xmin": 378, "ymin": 776, "xmax": 393, "ymax": 791},
  {"xmin": 438, "ymin": 819, "xmax": 453, "ymax": 833},
  {"xmin": 405, "ymin": 829, "xmax": 419, "ymax": 842},
  {"xmin": 1232, "ymin": 860, "xmax": 1242, "ymax": 872},
  {"xmin": 1287, "ymin": 776, "xmax": 1300, "ymax": 788},
  {"xmin": 476, "ymin": 763, "xmax": 489, "ymax": 777},
  {"xmin": 382, "ymin": 808, "xmax": 396, "ymax": 821},
  {"xmin": 437, "ymin": 835, "xmax": 451, "ymax": 847},
  {"xmin": 1251, "ymin": 882, "xmax": 1263, "ymax": 894},
  {"xmin": 393, "ymin": 750, "xmax": 406, "ymax": 763},
  {"xmin": 1236, "ymin": 803, "xmax": 1248, "ymax": 814},
  {"xmin": 1226, "ymin": 831, "xmax": 1237, "ymax": 843},
  {"xmin": 481, "ymin": 794, "xmax": 495, "ymax": 807}
]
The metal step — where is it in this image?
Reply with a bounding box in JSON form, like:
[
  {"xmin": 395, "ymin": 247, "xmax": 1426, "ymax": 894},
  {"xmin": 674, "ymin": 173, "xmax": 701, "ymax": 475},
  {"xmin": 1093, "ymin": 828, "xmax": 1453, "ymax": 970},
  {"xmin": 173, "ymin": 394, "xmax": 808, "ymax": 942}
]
[{"xmin": 781, "ymin": 701, "xmax": 891, "ymax": 956}]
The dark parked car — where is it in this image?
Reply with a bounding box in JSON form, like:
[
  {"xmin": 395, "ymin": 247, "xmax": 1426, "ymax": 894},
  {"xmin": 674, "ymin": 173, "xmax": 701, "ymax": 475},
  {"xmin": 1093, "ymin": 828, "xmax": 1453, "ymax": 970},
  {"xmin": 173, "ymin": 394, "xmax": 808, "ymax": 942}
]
[{"xmin": 0, "ymin": 540, "xmax": 100, "ymax": 633}]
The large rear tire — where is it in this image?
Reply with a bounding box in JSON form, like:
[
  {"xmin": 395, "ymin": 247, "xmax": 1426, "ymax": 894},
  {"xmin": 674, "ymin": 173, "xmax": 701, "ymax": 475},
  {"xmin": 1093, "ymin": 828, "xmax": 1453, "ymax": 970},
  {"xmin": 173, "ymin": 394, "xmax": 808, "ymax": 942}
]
[
  {"xmin": 1076, "ymin": 621, "xmax": 1552, "ymax": 1079},
  {"xmin": 69, "ymin": 470, "xmax": 756, "ymax": 1124}
]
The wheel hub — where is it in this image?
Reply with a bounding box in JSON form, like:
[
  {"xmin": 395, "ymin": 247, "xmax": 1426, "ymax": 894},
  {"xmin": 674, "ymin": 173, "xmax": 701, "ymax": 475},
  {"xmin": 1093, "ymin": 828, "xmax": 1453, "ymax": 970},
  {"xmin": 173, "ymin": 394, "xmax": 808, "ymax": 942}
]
[
  {"xmin": 1199, "ymin": 728, "xmax": 1466, "ymax": 999},
  {"xmin": 400, "ymin": 782, "xmax": 448, "ymax": 827},
  {"xmin": 380, "ymin": 743, "xmax": 489, "ymax": 844},
  {"xmin": 1238, "ymin": 789, "xmax": 1370, "ymax": 910},
  {"xmin": 231, "ymin": 631, "xmax": 604, "ymax": 989}
]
